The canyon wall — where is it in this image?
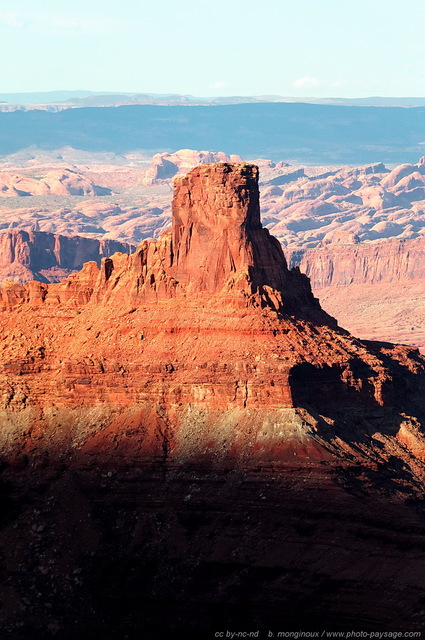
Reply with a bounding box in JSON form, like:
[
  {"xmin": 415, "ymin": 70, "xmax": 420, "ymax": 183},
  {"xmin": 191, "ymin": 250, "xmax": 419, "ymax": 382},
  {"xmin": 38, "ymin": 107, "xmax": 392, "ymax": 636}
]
[
  {"xmin": 287, "ymin": 237, "xmax": 425, "ymax": 287},
  {"xmin": 0, "ymin": 229, "xmax": 133, "ymax": 283},
  {"xmin": 287, "ymin": 238, "xmax": 425, "ymax": 352}
]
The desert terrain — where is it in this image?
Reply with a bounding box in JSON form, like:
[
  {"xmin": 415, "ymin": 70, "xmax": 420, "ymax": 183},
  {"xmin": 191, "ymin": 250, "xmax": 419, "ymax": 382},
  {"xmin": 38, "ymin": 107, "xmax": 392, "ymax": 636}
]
[{"xmin": 0, "ymin": 147, "xmax": 423, "ymax": 352}]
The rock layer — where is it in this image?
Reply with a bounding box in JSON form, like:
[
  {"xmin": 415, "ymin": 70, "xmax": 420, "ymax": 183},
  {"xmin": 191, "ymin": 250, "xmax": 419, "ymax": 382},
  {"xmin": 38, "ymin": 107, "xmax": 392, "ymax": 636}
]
[
  {"xmin": 287, "ymin": 237, "xmax": 425, "ymax": 287},
  {"xmin": 287, "ymin": 238, "xmax": 425, "ymax": 351},
  {"xmin": 0, "ymin": 229, "xmax": 133, "ymax": 283}
]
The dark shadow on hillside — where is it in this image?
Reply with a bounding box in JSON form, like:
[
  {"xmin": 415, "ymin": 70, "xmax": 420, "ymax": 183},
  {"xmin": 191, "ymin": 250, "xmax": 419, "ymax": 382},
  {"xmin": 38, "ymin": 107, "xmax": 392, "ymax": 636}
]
[
  {"xmin": 289, "ymin": 353, "xmax": 425, "ymax": 497},
  {"xmin": 1, "ymin": 455, "xmax": 425, "ymax": 639}
]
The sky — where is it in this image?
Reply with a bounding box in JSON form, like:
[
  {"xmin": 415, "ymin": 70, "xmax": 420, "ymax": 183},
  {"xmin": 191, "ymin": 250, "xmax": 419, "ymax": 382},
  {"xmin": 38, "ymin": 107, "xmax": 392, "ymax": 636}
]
[{"xmin": 1, "ymin": 0, "xmax": 425, "ymax": 98}]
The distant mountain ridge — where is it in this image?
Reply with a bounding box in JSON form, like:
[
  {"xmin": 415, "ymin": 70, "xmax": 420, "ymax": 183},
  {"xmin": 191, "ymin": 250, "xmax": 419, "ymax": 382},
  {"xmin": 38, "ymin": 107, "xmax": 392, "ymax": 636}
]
[
  {"xmin": 1, "ymin": 103, "xmax": 425, "ymax": 164},
  {"xmin": 2, "ymin": 91, "xmax": 425, "ymax": 108}
]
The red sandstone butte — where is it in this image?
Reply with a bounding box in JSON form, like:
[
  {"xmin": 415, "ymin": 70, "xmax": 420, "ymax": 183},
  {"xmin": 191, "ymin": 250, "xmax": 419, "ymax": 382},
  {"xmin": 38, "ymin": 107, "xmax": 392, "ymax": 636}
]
[{"xmin": 0, "ymin": 162, "xmax": 424, "ymax": 473}]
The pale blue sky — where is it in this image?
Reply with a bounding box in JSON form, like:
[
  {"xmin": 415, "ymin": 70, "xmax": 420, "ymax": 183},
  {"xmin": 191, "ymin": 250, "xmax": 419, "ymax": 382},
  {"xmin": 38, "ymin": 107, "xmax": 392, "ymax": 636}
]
[{"xmin": 1, "ymin": 0, "xmax": 424, "ymax": 97}]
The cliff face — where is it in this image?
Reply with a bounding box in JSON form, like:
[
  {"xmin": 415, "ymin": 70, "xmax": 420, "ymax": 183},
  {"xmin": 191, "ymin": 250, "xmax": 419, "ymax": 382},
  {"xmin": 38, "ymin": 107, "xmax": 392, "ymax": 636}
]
[
  {"xmin": 0, "ymin": 164, "xmax": 325, "ymax": 319},
  {"xmin": 1, "ymin": 163, "xmax": 425, "ymax": 636},
  {"xmin": 0, "ymin": 229, "xmax": 133, "ymax": 283},
  {"xmin": 287, "ymin": 238, "xmax": 425, "ymax": 352},
  {"xmin": 169, "ymin": 163, "xmax": 317, "ymax": 308},
  {"xmin": 287, "ymin": 237, "xmax": 425, "ymax": 288}
]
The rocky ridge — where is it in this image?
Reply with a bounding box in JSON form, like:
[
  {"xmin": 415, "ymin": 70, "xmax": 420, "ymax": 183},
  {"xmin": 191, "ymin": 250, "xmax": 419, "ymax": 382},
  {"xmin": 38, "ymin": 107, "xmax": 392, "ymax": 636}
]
[
  {"xmin": 141, "ymin": 149, "xmax": 243, "ymax": 185},
  {"xmin": 0, "ymin": 167, "xmax": 111, "ymax": 197},
  {"xmin": 261, "ymin": 160, "xmax": 425, "ymax": 247},
  {"xmin": 2, "ymin": 153, "xmax": 425, "ymax": 248}
]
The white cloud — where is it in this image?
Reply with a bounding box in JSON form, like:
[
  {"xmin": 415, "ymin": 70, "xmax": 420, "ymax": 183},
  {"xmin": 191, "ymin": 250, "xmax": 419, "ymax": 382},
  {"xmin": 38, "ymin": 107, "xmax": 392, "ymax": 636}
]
[
  {"xmin": 0, "ymin": 11, "xmax": 123, "ymax": 34},
  {"xmin": 331, "ymin": 79, "xmax": 348, "ymax": 88},
  {"xmin": 209, "ymin": 81, "xmax": 227, "ymax": 90},
  {"xmin": 294, "ymin": 76, "xmax": 320, "ymax": 89}
]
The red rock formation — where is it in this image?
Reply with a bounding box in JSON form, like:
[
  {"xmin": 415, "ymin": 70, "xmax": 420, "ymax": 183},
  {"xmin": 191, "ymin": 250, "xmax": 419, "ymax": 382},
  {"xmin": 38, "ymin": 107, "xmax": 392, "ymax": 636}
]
[
  {"xmin": 170, "ymin": 164, "xmax": 306, "ymax": 301},
  {"xmin": 0, "ymin": 229, "xmax": 133, "ymax": 283},
  {"xmin": 287, "ymin": 238, "xmax": 425, "ymax": 351},
  {"xmin": 0, "ymin": 168, "xmax": 110, "ymax": 196},
  {"xmin": 0, "ymin": 162, "xmax": 423, "ymax": 467},
  {"xmin": 255, "ymin": 159, "xmax": 425, "ymax": 353},
  {"xmin": 287, "ymin": 237, "xmax": 425, "ymax": 288},
  {"xmin": 141, "ymin": 149, "xmax": 243, "ymax": 185},
  {"xmin": 0, "ymin": 163, "xmax": 425, "ymax": 637},
  {"xmin": 0, "ymin": 164, "xmax": 324, "ymax": 318}
]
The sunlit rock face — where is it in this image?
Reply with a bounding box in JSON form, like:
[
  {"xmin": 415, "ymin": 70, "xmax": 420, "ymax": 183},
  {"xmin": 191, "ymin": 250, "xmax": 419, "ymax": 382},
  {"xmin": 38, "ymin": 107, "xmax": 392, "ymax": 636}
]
[
  {"xmin": 0, "ymin": 228, "xmax": 133, "ymax": 283},
  {"xmin": 0, "ymin": 162, "xmax": 424, "ymax": 465},
  {"xmin": 1, "ymin": 161, "xmax": 423, "ymax": 464}
]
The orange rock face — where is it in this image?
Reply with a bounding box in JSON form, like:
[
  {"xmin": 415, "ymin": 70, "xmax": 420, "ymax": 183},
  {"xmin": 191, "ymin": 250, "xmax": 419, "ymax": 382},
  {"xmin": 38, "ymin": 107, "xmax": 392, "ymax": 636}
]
[
  {"xmin": 0, "ymin": 162, "xmax": 424, "ymax": 473},
  {"xmin": 170, "ymin": 163, "xmax": 313, "ymax": 305}
]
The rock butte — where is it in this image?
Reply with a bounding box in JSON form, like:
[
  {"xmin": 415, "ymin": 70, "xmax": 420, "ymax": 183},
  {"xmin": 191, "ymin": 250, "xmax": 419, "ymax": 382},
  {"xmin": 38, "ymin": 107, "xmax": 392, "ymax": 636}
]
[
  {"xmin": 2, "ymin": 163, "xmax": 425, "ymax": 636},
  {"xmin": 2, "ymin": 152, "xmax": 425, "ymax": 354},
  {"xmin": 0, "ymin": 161, "xmax": 424, "ymax": 470}
]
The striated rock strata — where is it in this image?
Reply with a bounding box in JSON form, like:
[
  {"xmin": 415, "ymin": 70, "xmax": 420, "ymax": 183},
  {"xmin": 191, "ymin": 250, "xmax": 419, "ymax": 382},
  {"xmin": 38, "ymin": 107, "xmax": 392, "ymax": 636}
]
[
  {"xmin": 1, "ymin": 163, "xmax": 425, "ymax": 637},
  {"xmin": 0, "ymin": 229, "xmax": 134, "ymax": 283},
  {"xmin": 287, "ymin": 238, "xmax": 425, "ymax": 351},
  {"xmin": 287, "ymin": 237, "xmax": 425, "ymax": 288}
]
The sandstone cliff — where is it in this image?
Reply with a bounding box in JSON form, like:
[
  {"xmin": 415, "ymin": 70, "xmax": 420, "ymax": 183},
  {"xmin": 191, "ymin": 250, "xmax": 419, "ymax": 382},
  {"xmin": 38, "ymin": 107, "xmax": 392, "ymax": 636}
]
[
  {"xmin": 0, "ymin": 229, "xmax": 133, "ymax": 283},
  {"xmin": 287, "ymin": 237, "xmax": 425, "ymax": 288},
  {"xmin": 287, "ymin": 238, "xmax": 425, "ymax": 351}
]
